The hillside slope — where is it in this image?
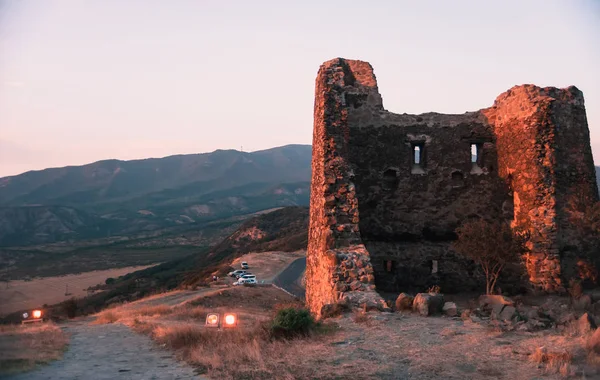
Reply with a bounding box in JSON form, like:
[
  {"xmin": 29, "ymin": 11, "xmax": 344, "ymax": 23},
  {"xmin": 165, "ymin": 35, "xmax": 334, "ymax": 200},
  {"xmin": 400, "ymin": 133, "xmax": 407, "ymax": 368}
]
[
  {"xmin": 0, "ymin": 145, "xmax": 311, "ymax": 246},
  {"xmin": 122, "ymin": 206, "xmax": 309, "ymax": 290}
]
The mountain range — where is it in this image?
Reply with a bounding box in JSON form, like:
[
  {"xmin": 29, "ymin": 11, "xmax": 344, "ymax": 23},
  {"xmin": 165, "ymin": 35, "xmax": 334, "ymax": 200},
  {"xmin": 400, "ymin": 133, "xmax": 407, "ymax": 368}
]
[
  {"xmin": 1, "ymin": 144, "xmax": 599, "ymax": 247},
  {"xmin": 0, "ymin": 145, "xmax": 312, "ymax": 246}
]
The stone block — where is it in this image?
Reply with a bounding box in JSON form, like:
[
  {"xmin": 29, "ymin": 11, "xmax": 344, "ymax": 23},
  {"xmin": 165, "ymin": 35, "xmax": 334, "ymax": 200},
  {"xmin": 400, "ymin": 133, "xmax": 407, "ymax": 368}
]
[
  {"xmin": 395, "ymin": 293, "xmax": 414, "ymax": 311},
  {"xmin": 442, "ymin": 302, "xmax": 458, "ymax": 317},
  {"xmin": 412, "ymin": 293, "xmax": 445, "ymax": 316}
]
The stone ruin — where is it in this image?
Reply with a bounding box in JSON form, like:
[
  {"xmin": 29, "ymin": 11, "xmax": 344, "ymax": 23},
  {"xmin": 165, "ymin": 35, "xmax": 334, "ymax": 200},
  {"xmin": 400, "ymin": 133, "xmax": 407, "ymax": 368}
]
[{"xmin": 306, "ymin": 57, "xmax": 599, "ymax": 318}]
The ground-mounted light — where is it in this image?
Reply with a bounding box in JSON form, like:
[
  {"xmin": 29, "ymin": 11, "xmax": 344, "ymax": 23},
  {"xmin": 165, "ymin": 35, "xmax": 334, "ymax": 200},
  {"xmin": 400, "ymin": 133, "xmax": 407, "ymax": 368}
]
[
  {"xmin": 22, "ymin": 312, "xmax": 29, "ymax": 319},
  {"xmin": 205, "ymin": 313, "xmax": 220, "ymax": 327},
  {"xmin": 223, "ymin": 313, "xmax": 237, "ymax": 327},
  {"xmin": 32, "ymin": 310, "xmax": 42, "ymax": 319}
]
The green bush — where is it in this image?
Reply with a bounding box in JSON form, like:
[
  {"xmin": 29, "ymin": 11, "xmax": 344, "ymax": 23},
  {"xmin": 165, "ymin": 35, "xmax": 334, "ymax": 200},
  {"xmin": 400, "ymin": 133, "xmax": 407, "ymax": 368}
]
[
  {"xmin": 62, "ymin": 298, "xmax": 79, "ymax": 319},
  {"xmin": 105, "ymin": 277, "xmax": 116, "ymax": 285},
  {"xmin": 270, "ymin": 307, "xmax": 314, "ymax": 338}
]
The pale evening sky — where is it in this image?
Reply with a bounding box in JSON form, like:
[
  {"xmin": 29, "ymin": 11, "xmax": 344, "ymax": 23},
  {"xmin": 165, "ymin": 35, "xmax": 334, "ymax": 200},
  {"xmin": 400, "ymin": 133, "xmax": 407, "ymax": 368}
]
[{"xmin": 0, "ymin": 0, "xmax": 599, "ymax": 177}]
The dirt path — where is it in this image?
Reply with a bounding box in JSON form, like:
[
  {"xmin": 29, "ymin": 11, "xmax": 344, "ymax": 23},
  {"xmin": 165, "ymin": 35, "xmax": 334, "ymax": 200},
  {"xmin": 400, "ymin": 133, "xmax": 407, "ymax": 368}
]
[{"xmin": 4, "ymin": 318, "xmax": 206, "ymax": 380}]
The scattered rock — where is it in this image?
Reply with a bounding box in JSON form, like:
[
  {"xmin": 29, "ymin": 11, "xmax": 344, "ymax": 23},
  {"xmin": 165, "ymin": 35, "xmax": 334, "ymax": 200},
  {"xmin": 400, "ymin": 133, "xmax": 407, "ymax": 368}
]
[
  {"xmin": 461, "ymin": 309, "xmax": 471, "ymax": 320},
  {"xmin": 588, "ymin": 328, "xmax": 600, "ymax": 354},
  {"xmin": 395, "ymin": 293, "xmax": 414, "ymax": 311},
  {"xmin": 498, "ymin": 306, "xmax": 516, "ymax": 322},
  {"xmin": 557, "ymin": 312, "xmax": 576, "ymax": 326},
  {"xmin": 478, "ymin": 295, "xmax": 514, "ymax": 309},
  {"xmin": 573, "ymin": 294, "xmax": 592, "ymax": 312},
  {"xmin": 413, "ymin": 293, "xmax": 445, "ymax": 316},
  {"xmin": 443, "ymin": 302, "xmax": 458, "ymax": 317},
  {"xmin": 577, "ymin": 313, "xmax": 597, "ymax": 334},
  {"xmin": 586, "ymin": 290, "xmax": 600, "ymax": 303}
]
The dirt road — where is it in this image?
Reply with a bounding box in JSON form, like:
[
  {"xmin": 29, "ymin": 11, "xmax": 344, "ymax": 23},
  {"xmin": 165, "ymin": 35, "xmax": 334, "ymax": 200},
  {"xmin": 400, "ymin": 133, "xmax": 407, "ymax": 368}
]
[{"xmin": 4, "ymin": 318, "xmax": 206, "ymax": 380}]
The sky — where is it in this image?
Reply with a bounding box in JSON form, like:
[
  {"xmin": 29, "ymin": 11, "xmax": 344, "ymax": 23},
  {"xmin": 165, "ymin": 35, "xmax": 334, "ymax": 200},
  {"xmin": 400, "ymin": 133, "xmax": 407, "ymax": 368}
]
[{"xmin": 0, "ymin": 0, "xmax": 599, "ymax": 177}]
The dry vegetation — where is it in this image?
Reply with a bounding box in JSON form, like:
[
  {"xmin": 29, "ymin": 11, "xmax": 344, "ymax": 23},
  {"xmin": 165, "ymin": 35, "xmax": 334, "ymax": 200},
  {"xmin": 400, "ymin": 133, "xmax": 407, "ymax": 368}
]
[
  {"xmin": 0, "ymin": 322, "xmax": 69, "ymax": 375},
  {"xmin": 0, "ymin": 264, "xmax": 156, "ymax": 316},
  {"xmin": 88, "ymin": 284, "xmax": 600, "ymax": 379}
]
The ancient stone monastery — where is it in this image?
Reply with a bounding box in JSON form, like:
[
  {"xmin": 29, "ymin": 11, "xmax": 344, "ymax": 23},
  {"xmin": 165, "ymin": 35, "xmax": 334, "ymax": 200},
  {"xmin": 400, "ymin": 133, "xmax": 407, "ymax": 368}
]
[{"xmin": 306, "ymin": 58, "xmax": 598, "ymax": 317}]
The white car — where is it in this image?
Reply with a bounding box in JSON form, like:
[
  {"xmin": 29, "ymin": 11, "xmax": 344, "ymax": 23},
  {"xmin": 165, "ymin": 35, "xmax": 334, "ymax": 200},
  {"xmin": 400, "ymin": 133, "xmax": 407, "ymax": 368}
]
[
  {"xmin": 235, "ymin": 274, "xmax": 257, "ymax": 285},
  {"xmin": 228, "ymin": 270, "xmax": 246, "ymax": 278},
  {"xmin": 235, "ymin": 271, "xmax": 251, "ymax": 279},
  {"xmin": 241, "ymin": 261, "xmax": 249, "ymax": 269}
]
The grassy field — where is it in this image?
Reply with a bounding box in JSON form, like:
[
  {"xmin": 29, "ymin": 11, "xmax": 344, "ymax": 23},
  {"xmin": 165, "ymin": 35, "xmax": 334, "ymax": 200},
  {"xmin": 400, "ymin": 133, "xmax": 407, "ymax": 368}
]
[
  {"xmin": 0, "ymin": 265, "xmax": 156, "ymax": 316},
  {"xmin": 0, "ymin": 322, "xmax": 68, "ymax": 375}
]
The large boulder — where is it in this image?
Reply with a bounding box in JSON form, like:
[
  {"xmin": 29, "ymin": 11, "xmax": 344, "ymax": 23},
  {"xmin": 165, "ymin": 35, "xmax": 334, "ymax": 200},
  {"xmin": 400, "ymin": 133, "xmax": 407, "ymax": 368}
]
[
  {"xmin": 573, "ymin": 295, "xmax": 592, "ymax": 312},
  {"xmin": 442, "ymin": 302, "xmax": 458, "ymax": 317},
  {"xmin": 413, "ymin": 293, "xmax": 445, "ymax": 316},
  {"xmin": 497, "ymin": 306, "xmax": 516, "ymax": 322},
  {"xmin": 395, "ymin": 293, "xmax": 414, "ymax": 311},
  {"xmin": 588, "ymin": 328, "xmax": 600, "ymax": 354},
  {"xmin": 577, "ymin": 313, "xmax": 597, "ymax": 335}
]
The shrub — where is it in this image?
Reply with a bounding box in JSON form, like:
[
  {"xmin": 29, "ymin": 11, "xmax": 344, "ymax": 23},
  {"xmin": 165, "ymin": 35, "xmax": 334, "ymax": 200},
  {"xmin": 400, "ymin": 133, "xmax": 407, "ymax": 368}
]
[
  {"xmin": 62, "ymin": 298, "xmax": 79, "ymax": 319},
  {"xmin": 270, "ymin": 307, "xmax": 314, "ymax": 338},
  {"xmin": 105, "ymin": 277, "xmax": 116, "ymax": 285},
  {"xmin": 452, "ymin": 219, "xmax": 526, "ymax": 295}
]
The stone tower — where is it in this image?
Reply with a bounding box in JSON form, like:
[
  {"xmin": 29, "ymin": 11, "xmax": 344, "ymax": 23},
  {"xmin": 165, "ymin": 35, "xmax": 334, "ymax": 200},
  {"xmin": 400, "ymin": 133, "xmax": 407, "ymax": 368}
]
[{"xmin": 306, "ymin": 58, "xmax": 598, "ymax": 317}]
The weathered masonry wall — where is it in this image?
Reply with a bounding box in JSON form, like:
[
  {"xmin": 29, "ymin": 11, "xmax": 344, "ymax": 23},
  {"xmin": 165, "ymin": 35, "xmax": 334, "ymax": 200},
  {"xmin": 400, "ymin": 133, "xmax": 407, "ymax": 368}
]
[{"xmin": 306, "ymin": 57, "xmax": 598, "ymax": 316}]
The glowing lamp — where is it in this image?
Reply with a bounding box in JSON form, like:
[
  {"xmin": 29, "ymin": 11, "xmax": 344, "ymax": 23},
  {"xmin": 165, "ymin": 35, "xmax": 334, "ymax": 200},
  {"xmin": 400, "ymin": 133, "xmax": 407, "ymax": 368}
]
[
  {"xmin": 32, "ymin": 310, "xmax": 42, "ymax": 319},
  {"xmin": 223, "ymin": 313, "xmax": 237, "ymax": 327},
  {"xmin": 205, "ymin": 313, "xmax": 219, "ymax": 327}
]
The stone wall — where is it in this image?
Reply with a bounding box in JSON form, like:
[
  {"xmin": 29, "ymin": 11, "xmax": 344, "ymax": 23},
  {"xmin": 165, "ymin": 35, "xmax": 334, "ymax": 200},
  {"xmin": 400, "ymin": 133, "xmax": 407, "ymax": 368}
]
[{"xmin": 306, "ymin": 57, "xmax": 598, "ymax": 316}]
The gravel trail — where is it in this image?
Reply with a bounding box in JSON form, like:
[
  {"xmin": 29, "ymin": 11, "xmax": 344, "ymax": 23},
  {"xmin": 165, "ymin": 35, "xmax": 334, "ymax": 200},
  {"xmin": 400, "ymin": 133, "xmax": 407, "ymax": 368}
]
[{"xmin": 4, "ymin": 319, "xmax": 206, "ymax": 380}]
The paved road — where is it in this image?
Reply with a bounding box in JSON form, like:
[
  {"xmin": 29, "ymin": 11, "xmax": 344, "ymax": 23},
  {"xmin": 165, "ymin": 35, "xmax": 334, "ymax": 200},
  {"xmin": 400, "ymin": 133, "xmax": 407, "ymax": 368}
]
[
  {"xmin": 4, "ymin": 319, "xmax": 206, "ymax": 380},
  {"xmin": 272, "ymin": 257, "xmax": 306, "ymax": 300}
]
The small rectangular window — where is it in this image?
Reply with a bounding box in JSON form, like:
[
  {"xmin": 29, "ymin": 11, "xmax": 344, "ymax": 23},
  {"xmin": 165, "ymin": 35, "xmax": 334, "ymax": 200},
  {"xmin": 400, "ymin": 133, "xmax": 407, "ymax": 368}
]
[
  {"xmin": 414, "ymin": 145, "xmax": 421, "ymax": 165},
  {"xmin": 471, "ymin": 144, "xmax": 478, "ymax": 164},
  {"xmin": 411, "ymin": 143, "xmax": 426, "ymax": 174}
]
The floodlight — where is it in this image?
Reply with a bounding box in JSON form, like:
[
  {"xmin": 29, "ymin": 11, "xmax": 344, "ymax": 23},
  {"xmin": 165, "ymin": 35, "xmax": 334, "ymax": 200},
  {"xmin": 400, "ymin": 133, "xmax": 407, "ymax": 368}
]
[
  {"xmin": 32, "ymin": 310, "xmax": 42, "ymax": 319},
  {"xmin": 206, "ymin": 313, "xmax": 219, "ymax": 327},
  {"xmin": 223, "ymin": 313, "xmax": 237, "ymax": 327}
]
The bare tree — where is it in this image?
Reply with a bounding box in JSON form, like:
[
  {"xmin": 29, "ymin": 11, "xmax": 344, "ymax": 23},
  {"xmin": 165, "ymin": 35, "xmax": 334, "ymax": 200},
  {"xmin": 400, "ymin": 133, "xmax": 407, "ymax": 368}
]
[{"xmin": 452, "ymin": 219, "xmax": 526, "ymax": 295}]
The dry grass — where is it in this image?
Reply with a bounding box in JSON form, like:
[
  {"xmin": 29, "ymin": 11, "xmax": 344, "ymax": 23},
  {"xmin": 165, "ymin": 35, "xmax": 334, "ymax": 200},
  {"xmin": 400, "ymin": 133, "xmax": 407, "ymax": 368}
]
[
  {"xmin": 0, "ymin": 265, "xmax": 155, "ymax": 316},
  {"xmin": 135, "ymin": 319, "xmax": 340, "ymax": 379},
  {"xmin": 352, "ymin": 310, "xmax": 371, "ymax": 325},
  {"xmin": 94, "ymin": 304, "xmax": 174, "ymax": 324},
  {"xmin": 529, "ymin": 347, "xmax": 573, "ymax": 376},
  {"xmin": 0, "ymin": 322, "xmax": 69, "ymax": 375}
]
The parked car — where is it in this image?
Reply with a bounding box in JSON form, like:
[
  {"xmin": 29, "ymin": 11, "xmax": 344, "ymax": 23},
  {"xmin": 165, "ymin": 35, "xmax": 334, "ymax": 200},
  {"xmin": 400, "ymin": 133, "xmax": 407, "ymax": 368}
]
[
  {"xmin": 241, "ymin": 261, "xmax": 249, "ymax": 269},
  {"xmin": 228, "ymin": 270, "xmax": 246, "ymax": 278},
  {"xmin": 235, "ymin": 271, "xmax": 251, "ymax": 279},
  {"xmin": 237, "ymin": 275, "xmax": 257, "ymax": 285}
]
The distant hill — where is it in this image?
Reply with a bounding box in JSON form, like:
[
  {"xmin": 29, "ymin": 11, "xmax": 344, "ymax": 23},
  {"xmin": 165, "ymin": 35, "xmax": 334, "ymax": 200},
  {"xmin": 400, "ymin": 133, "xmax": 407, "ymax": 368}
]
[
  {"xmin": 19, "ymin": 206, "xmax": 311, "ymax": 318},
  {"xmin": 0, "ymin": 145, "xmax": 312, "ymax": 246}
]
